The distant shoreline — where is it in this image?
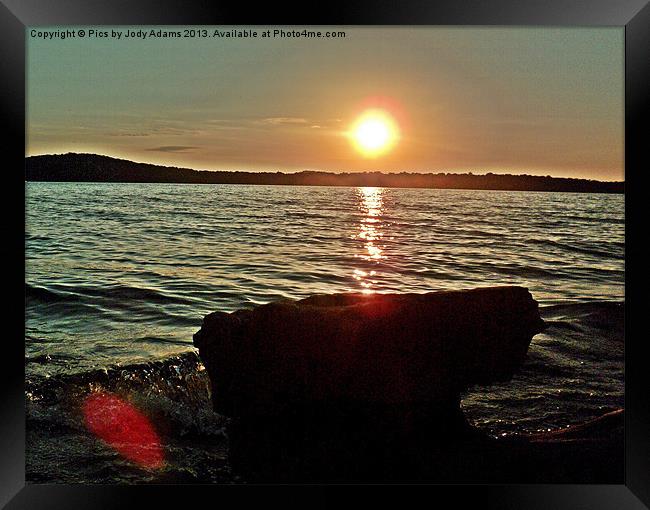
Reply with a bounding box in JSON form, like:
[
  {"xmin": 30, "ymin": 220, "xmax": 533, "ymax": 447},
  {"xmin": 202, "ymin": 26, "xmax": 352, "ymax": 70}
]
[{"xmin": 25, "ymin": 153, "xmax": 624, "ymax": 194}]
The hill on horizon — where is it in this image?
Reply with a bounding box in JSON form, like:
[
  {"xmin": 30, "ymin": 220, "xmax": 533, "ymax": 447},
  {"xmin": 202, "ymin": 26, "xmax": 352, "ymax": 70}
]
[{"xmin": 25, "ymin": 153, "xmax": 624, "ymax": 194}]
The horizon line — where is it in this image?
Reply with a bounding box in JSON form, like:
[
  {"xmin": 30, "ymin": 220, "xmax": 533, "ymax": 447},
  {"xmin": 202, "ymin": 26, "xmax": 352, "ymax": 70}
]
[{"xmin": 25, "ymin": 151, "xmax": 625, "ymax": 183}]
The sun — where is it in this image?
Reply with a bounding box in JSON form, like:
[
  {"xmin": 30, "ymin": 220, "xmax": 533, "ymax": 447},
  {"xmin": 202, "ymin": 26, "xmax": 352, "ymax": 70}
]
[{"xmin": 350, "ymin": 109, "xmax": 400, "ymax": 158}]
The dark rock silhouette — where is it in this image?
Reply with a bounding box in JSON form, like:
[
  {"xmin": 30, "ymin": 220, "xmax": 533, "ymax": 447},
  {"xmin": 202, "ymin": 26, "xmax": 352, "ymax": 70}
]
[
  {"xmin": 194, "ymin": 286, "xmax": 563, "ymax": 482},
  {"xmin": 26, "ymin": 153, "xmax": 624, "ymax": 193}
]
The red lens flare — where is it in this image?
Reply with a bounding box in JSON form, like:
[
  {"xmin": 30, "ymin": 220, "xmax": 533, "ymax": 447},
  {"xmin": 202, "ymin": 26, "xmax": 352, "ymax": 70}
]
[{"xmin": 83, "ymin": 392, "xmax": 164, "ymax": 469}]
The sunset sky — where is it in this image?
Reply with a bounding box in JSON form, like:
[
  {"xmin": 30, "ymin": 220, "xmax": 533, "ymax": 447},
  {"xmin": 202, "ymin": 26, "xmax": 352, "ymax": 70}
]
[{"xmin": 27, "ymin": 27, "xmax": 624, "ymax": 180}]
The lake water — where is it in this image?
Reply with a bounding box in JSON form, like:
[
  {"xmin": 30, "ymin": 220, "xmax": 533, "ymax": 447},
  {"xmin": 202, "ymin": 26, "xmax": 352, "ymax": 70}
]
[{"xmin": 25, "ymin": 182, "xmax": 624, "ymax": 483}]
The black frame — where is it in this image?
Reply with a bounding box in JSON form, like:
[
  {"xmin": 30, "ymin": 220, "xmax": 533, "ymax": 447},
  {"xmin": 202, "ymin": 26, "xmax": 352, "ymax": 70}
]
[{"xmin": 3, "ymin": 0, "xmax": 648, "ymax": 507}]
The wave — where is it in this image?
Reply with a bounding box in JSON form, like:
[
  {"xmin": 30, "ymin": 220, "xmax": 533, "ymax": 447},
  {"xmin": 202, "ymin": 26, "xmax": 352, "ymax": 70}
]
[
  {"xmin": 540, "ymin": 301, "xmax": 624, "ymax": 332},
  {"xmin": 26, "ymin": 351, "xmax": 229, "ymax": 460},
  {"xmin": 26, "ymin": 283, "xmax": 79, "ymax": 303},
  {"xmin": 26, "ymin": 351, "xmax": 231, "ymax": 483},
  {"xmin": 541, "ymin": 300, "xmax": 624, "ymax": 313},
  {"xmin": 26, "ymin": 282, "xmax": 197, "ymax": 306},
  {"xmin": 528, "ymin": 238, "xmax": 623, "ymax": 258},
  {"xmin": 27, "ymin": 351, "xmax": 211, "ymax": 413}
]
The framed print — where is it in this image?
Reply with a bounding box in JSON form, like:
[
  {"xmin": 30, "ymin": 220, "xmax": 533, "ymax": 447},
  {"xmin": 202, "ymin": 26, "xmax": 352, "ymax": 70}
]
[{"xmin": 2, "ymin": 0, "xmax": 649, "ymax": 507}]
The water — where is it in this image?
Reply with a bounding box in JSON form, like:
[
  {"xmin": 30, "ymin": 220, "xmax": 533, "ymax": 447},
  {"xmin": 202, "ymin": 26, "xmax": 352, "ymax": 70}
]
[{"xmin": 25, "ymin": 182, "xmax": 624, "ymax": 483}]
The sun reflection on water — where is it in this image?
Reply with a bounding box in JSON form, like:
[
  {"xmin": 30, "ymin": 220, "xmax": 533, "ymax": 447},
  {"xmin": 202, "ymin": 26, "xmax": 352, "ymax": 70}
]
[{"xmin": 353, "ymin": 187, "xmax": 387, "ymax": 293}]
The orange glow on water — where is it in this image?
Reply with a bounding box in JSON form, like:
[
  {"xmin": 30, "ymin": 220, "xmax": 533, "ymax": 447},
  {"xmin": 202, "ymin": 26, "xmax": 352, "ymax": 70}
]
[
  {"xmin": 353, "ymin": 187, "xmax": 388, "ymax": 293},
  {"xmin": 83, "ymin": 392, "xmax": 164, "ymax": 469},
  {"xmin": 357, "ymin": 187, "xmax": 385, "ymax": 262}
]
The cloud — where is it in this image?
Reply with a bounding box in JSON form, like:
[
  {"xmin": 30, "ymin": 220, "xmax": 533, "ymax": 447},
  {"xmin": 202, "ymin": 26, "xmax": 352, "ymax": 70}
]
[
  {"xmin": 108, "ymin": 131, "xmax": 152, "ymax": 137},
  {"xmin": 145, "ymin": 145, "xmax": 198, "ymax": 153},
  {"xmin": 260, "ymin": 117, "xmax": 309, "ymax": 125}
]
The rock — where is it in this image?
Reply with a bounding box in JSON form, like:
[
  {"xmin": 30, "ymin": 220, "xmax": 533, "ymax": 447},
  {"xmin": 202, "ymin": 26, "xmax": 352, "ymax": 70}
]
[
  {"xmin": 193, "ymin": 286, "xmax": 545, "ymax": 481},
  {"xmin": 195, "ymin": 286, "xmax": 544, "ymax": 415}
]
